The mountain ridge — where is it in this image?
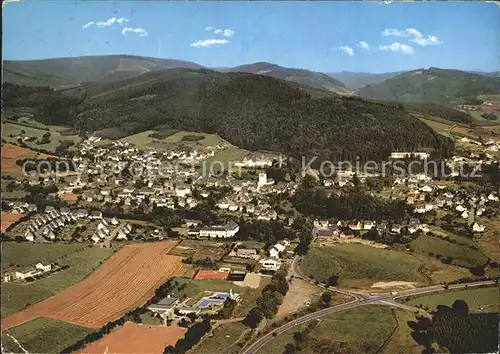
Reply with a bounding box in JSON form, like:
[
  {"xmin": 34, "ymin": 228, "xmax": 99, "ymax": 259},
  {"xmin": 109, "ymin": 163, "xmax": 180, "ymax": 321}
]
[
  {"xmin": 224, "ymin": 62, "xmax": 351, "ymax": 94},
  {"xmin": 4, "ymin": 68, "xmax": 454, "ymax": 162},
  {"xmin": 356, "ymin": 67, "xmax": 500, "ymax": 105}
]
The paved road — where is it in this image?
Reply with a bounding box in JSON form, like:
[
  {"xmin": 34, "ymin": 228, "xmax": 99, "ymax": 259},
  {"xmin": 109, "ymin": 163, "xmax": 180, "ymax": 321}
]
[{"xmin": 241, "ymin": 279, "xmax": 497, "ymax": 354}]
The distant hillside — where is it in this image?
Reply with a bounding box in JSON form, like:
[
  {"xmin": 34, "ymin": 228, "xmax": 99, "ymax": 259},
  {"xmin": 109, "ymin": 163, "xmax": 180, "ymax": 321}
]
[
  {"xmin": 226, "ymin": 62, "xmax": 351, "ymax": 94},
  {"xmin": 327, "ymin": 71, "xmax": 405, "ymax": 90},
  {"xmin": 3, "ymin": 55, "xmax": 204, "ymax": 87},
  {"xmin": 4, "ymin": 69, "xmax": 453, "ymax": 161},
  {"xmin": 469, "ymin": 71, "xmax": 500, "ymax": 78},
  {"xmin": 357, "ymin": 68, "xmax": 500, "ymax": 105}
]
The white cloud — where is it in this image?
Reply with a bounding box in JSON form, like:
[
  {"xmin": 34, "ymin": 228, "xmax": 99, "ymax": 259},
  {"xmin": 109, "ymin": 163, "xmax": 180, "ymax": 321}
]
[
  {"xmin": 382, "ymin": 28, "xmax": 419, "ymax": 38},
  {"xmin": 95, "ymin": 17, "xmax": 129, "ymax": 28},
  {"xmin": 205, "ymin": 26, "xmax": 214, "ymax": 31},
  {"xmin": 379, "ymin": 42, "xmax": 414, "ymax": 55},
  {"xmin": 336, "ymin": 46, "xmax": 354, "ymax": 56},
  {"xmin": 83, "ymin": 17, "xmax": 129, "ymax": 29},
  {"xmin": 82, "ymin": 21, "xmax": 95, "ymax": 29},
  {"xmin": 212, "ymin": 28, "xmax": 235, "ymax": 37},
  {"xmin": 222, "ymin": 29, "xmax": 235, "ymax": 37},
  {"xmin": 190, "ymin": 38, "xmax": 231, "ymax": 48},
  {"xmin": 122, "ymin": 27, "xmax": 148, "ymax": 36},
  {"xmin": 382, "ymin": 27, "xmax": 442, "ymax": 47},
  {"xmin": 358, "ymin": 41, "xmax": 370, "ymax": 50},
  {"xmin": 410, "ymin": 35, "xmax": 443, "ymax": 46},
  {"xmin": 2, "ymin": 0, "xmax": 21, "ymax": 8}
]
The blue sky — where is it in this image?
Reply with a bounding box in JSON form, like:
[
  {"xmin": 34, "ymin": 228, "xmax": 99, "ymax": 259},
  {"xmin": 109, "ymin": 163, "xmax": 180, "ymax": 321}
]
[{"xmin": 3, "ymin": 1, "xmax": 499, "ymax": 73}]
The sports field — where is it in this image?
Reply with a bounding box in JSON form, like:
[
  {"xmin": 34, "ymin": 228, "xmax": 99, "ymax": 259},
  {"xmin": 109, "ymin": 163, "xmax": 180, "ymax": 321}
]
[{"xmin": 79, "ymin": 324, "xmax": 186, "ymax": 354}]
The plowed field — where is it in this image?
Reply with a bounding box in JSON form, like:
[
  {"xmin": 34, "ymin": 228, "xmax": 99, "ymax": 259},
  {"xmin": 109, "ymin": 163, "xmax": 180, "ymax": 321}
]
[
  {"xmin": 1, "ymin": 241, "xmax": 191, "ymax": 329},
  {"xmin": 79, "ymin": 324, "xmax": 186, "ymax": 354},
  {"xmin": 1, "ymin": 144, "xmax": 54, "ymax": 178}
]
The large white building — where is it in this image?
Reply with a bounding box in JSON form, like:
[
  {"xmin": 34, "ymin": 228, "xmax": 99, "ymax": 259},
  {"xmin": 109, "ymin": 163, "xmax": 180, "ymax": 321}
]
[
  {"xmin": 257, "ymin": 172, "xmax": 275, "ymax": 189},
  {"xmin": 390, "ymin": 152, "xmax": 430, "ymax": 160},
  {"xmin": 199, "ymin": 221, "xmax": 240, "ymax": 238}
]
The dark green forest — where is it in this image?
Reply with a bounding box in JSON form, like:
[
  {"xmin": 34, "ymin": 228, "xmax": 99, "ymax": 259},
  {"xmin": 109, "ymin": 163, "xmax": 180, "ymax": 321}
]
[
  {"xmin": 4, "ymin": 69, "xmax": 454, "ymax": 161},
  {"xmin": 358, "ymin": 67, "xmax": 500, "ymax": 105},
  {"xmin": 409, "ymin": 299, "xmax": 498, "ymax": 353}
]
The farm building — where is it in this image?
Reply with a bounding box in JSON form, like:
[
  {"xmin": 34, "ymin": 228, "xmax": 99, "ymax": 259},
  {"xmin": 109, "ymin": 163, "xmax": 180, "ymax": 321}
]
[
  {"xmin": 236, "ymin": 248, "xmax": 258, "ymax": 259},
  {"xmin": 148, "ymin": 296, "xmax": 180, "ymax": 315},
  {"xmin": 15, "ymin": 268, "xmax": 42, "ymax": 280}
]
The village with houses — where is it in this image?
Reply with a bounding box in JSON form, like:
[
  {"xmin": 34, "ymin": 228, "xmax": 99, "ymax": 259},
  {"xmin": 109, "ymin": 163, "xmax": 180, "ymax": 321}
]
[{"xmin": 1, "ymin": 122, "xmax": 499, "ymax": 353}]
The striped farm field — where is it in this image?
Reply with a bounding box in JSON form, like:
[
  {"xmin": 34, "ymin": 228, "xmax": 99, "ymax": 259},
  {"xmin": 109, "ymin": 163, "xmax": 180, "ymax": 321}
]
[{"xmin": 1, "ymin": 241, "xmax": 192, "ymax": 329}]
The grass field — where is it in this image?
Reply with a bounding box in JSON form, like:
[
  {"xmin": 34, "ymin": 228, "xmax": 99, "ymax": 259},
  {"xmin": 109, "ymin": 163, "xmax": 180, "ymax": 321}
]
[
  {"xmin": 1, "ymin": 318, "xmax": 93, "ymax": 353},
  {"xmin": 1, "ymin": 245, "xmax": 116, "ymax": 317},
  {"xmin": 191, "ymin": 322, "xmax": 248, "ymax": 354},
  {"xmin": 418, "ymin": 116, "xmax": 500, "ymax": 140},
  {"xmin": 380, "ymin": 310, "xmax": 429, "ymax": 354},
  {"xmin": 169, "ymin": 239, "xmax": 229, "ymax": 260},
  {"xmin": 410, "ymin": 234, "xmax": 487, "ymax": 269},
  {"xmin": 205, "ymin": 147, "xmax": 252, "ymax": 173},
  {"xmin": 139, "ymin": 312, "xmax": 163, "ymax": 325},
  {"xmin": 405, "ymin": 287, "xmax": 500, "ymax": 313},
  {"xmin": 418, "ymin": 117, "xmax": 454, "ymax": 138},
  {"xmin": 2, "ymin": 122, "xmax": 81, "ymax": 153},
  {"xmin": 1, "ymin": 243, "xmax": 88, "ymax": 271},
  {"xmin": 301, "ymin": 244, "xmax": 427, "ymax": 288},
  {"xmin": 477, "ymin": 219, "xmax": 500, "ymax": 260},
  {"xmin": 119, "ymin": 130, "xmax": 227, "ymax": 151},
  {"xmin": 261, "ymin": 306, "xmax": 397, "ymax": 354}
]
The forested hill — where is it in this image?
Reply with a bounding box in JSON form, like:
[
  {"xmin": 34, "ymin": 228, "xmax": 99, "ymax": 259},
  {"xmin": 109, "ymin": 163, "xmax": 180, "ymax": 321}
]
[
  {"xmin": 3, "ymin": 55, "xmax": 204, "ymax": 87},
  {"xmin": 225, "ymin": 62, "xmax": 351, "ymax": 94},
  {"xmin": 4, "ymin": 69, "xmax": 454, "ymax": 161},
  {"xmin": 357, "ymin": 68, "xmax": 500, "ymax": 105}
]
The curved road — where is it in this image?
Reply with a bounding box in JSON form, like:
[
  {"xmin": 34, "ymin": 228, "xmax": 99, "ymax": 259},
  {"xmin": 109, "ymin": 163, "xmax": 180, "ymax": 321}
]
[{"xmin": 243, "ymin": 259, "xmax": 497, "ymax": 354}]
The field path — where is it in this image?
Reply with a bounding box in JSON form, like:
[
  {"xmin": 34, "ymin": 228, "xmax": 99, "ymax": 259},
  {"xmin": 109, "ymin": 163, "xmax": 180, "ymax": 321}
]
[{"xmin": 1, "ymin": 241, "xmax": 192, "ymax": 330}]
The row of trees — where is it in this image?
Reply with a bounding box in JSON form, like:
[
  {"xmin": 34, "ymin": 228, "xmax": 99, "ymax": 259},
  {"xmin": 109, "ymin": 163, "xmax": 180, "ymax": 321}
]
[
  {"xmin": 243, "ymin": 267, "xmax": 290, "ymax": 328},
  {"xmin": 163, "ymin": 319, "xmax": 212, "ymax": 353}
]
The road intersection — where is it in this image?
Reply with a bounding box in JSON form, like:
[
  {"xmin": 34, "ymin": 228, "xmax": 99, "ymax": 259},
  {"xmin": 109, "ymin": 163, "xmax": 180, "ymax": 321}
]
[{"xmin": 241, "ymin": 256, "xmax": 497, "ymax": 354}]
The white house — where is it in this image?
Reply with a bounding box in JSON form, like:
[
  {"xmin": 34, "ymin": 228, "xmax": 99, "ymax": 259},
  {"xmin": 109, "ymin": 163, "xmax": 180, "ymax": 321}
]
[
  {"xmin": 269, "ymin": 248, "xmax": 280, "ymax": 258},
  {"xmin": 420, "ymin": 185, "xmax": 433, "ymax": 193},
  {"xmin": 390, "ymin": 152, "xmax": 430, "ymax": 160},
  {"xmin": 363, "ymin": 221, "xmax": 375, "ymax": 230},
  {"xmin": 391, "ymin": 224, "xmax": 402, "ymax": 234},
  {"xmin": 25, "ymin": 231, "xmax": 35, "ymax": 242},
  {"xmin": 472, "ymin": 223, "xmax": 485, "ymax": 233},
  {"xmin": 199, "ymin": 221, "xmax": 239, "ymax": 238},
  {"xmin": 15, "ymin": 268, "xmax": 41, "ymax": 280},
  {"xmin": 488, "ymin": 193, "xmax": 499, "ymax": 201},
  {"xmin": 35, "ymin": 263, "xmax": 52, "ymax": 272},
  {"xmin": 259, "ymin": 258, "xmax": 281, "ymax": 271}
]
